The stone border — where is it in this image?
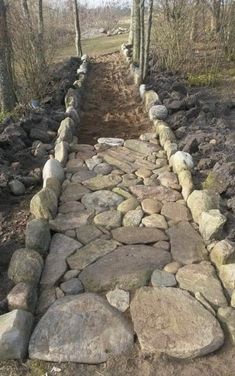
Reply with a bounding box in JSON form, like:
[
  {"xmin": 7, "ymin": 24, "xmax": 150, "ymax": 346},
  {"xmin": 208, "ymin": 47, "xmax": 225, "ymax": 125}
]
[
  {"xmin": 0, "ymin": 55, "xmax": 89, "ymax": 360},
  {"xmin": 121, "ymin": 44, "xmax": 233, "ymax": 308}
]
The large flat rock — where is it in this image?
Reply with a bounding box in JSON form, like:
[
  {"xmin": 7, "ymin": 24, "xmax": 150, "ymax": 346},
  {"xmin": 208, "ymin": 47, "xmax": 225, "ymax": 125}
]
[
  {"xmin": 40, "ymin": 234, "xmax": 82, "ymax": 288},
  {"xmin": 124, "ymin": 139, "xmax": 159, "ymax": 155},
  {"xmin": 83, "ymin": 174, "xmax": 122, "ymax": 191},
  {"xmin": 168, "ymin": 221, "xmax": 207, "ymax": 264},
  {"xmin": 79, "ymin": 245, "xmax": 171, "ymax": 291},
  {"xmin": 67, "ymin": 239, "xmax": 118, "ymax": 270},
  {"xmin": 81, "ymin": 190, "xmax": 124, "ymax": 213},
  {"xmin": 130, "ymin": 185, "xmax": 182, "ymax": 202},
  {"xmin": 176, "ymin": 262, "xmax": 227, "ymax": 308},
  {"xmin": 60, "ymin": 183, "xmax": 90, "ymax": 202},
  {"xmin": 0, "ymin": 309, "xmax": 34, "ymax": 360},
  {"xmin": 49, "ymin": 211, "xmax": 94, "ymax": 232},
  {"xmin": 112, "ymin": 227, "xmax": 168, "ymax": 244},
  {"xmin": 29, "ymin": 294, "xmax": 133, "ymax": 363},
  {"xmin": 130, "ymin": 287, "xmax": 224, "ymax": 359}
]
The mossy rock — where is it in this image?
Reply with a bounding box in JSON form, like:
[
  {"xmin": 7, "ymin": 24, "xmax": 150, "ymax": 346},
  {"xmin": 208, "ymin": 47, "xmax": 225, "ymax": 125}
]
[{"xmin": 203, "ymin": 171, "xmax": 228, "ymax": 194}]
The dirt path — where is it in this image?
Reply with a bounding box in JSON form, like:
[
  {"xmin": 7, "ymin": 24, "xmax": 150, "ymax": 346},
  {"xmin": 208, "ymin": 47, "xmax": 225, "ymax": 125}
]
[{"xmin": 79, "ymin": 52, "xmax": 151, "ymax": 143}]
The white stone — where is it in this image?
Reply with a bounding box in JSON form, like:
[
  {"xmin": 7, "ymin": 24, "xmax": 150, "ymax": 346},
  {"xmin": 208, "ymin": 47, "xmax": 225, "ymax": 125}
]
[
  {"xmin": 97, "ymin": 137, "xmax": 124, "ymax": 146},
  {"xmin": 106, "ymin": 288, "xmax": 130, "ymax": 312},
  {"xmin": 199, "ymin": 210, "xmax": 226, "ymax": 242},
  {"xmin": 170, "ymin": 151, "xmax": 194, "ymax": 175},
  {"xmin": 43, "ymin": 159, "xmax": 64, "ymax": 186}
]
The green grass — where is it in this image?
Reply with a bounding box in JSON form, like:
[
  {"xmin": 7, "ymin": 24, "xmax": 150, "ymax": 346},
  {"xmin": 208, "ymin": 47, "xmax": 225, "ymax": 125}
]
[{"xmin": 55, "ymin": 34, "xmax": 128, "ymax": 62}]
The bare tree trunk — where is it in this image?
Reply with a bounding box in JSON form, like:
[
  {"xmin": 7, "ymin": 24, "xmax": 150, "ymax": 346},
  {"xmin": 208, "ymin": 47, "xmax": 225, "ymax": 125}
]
[
  {"xmin": 143, "ymin": 0, "xmax": 153, "ymax": 81},
  {"xmin": 21, "ymin": 0, "xmax": 31, "ymax": 22},
  {"xmin": 38, "ymin": 0, "xmax": 44, "ymax": 38},
  {"xmin": 0, "ymin": 0, "xmax": 17, "ymax": 112},
  {"xmin": 139, "ymin": 0, "xmax": 145, "ymax": 82},
  {"xmin": 133, "ymin": 0, "xmax": 141, "ymax": 65},
  {"xmin": 73, "ymin": 0, "xmax": 83, "ymax": 58},
  {"xmin": 128, "ymin": 1, "xmax": 134, "ymax": 44}
]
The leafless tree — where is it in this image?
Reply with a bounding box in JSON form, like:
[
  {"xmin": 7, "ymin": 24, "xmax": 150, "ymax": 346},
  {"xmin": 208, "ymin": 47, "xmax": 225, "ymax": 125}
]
[
  {"xmin": 133, "ymin": 0, "xmax": 141, "ymax": 65},
  {"xmin": 0, "ymin": 0, "xmax": 17, "ymax": 112},
  {"xmin": 143, "ymin": 0, "xmax": 153, "ymax": 81},
  {"xmin": 73, "ymin": 0, "xmax": 82, "ymax": 57},
  {"xmin": 139, "ymin": 0, "xmax": 145, "ymax": 82}
]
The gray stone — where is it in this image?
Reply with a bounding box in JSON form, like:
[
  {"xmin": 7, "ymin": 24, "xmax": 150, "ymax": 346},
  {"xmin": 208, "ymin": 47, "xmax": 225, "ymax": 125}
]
[
  {"xmin": 63, "ymin": 270, "xmax": 79, "ymax": 281},
  {"xmin": 81, "ymin": 190, "xmax": 123, "ymax": 213},
  {"xmin": 37, "ymin": 288, "xmax": 56, "ymax": 315},
  {"xmin": 54, "ymin": 141, "xmax": 68, "ymax": 166},
  {"xmin": 106, "ymin": 288, "xmax": 130, "ymax": 312},
  {"xmin": 142, "ymin": 214, "xmax": 168, "ymax": 229},
  {"xmin": 85, "ymin": 156, "xmax": 103, "ymax": 170},
  {"xmin": 195, "ymin": 292, "xmax": 215, "ymax": 316},
  {"xmin": 29, "ymin": 294, "xmax": 133, "ymax": 363},
  {"xmin": 130, "ymin": 287, "xmax": 224, "ymax": 359},
  {"xmin": 66, "ymin": 159, "xmax": 84, "ymax": 173},
  {"xmin": 67, "ymin": 239, "xmax": 118, "ymax": 271},
  {"xmin": 30, "ymin": 188, "xmax": 57, "ymax": 220},
  {"xmin": 7, "ymin": 283, "xmax": 37, "ymax": 313},
  {"xmin": 168, "ymin": 221, "xmax": 207, "ymax": 264},
  {"xmin": 151, "ymin": 269, "xmax": 177, "ymax": 287},
  {"xmin": 161, "ymin": 202, "xmax": 191, "ymax": 222},
  {"xmin": 60, "ymin": 279, "xmax": 84, "ymax": 295},
  {"xmin": 149, "ymin": 105, "xmax": 168, "ymax": 120},
  {"xmin": 218, "ymin": 307, "xmax": 235, "ymax": 344},
  {"xmin": 123, "ymin": 208, "xmax": 143, "ymax": 227},
  {"xmin": 8, "ymin": 180, "xmax": 25, "ymax": 196},
  {"xmin": 58, "ymin": 118, "xmax": 73, "ymax": 143},
  {"xmin": 83, "ymin": 174, "xmax": 122, "ymax": 191},
  {"xmin": 40, "ymin": 234, "xmax": 81, "ymax": 288},
  {"xmin": 0, "ymin": 310, "xmax": 34, "ymax": 360},
  {"xmin": 199, "ymin": 210, "xmax": 227, "ymax": 242},
  {"xmin": 210, "ymin": 240, "xmax": 235, "ymax": 269},
  {"xmin": 121, "ymin": 174, "xmax": 142, "ymax": 187},
  {"xmin": 112, "ymin": 227, "xmax": 168, "ymax": 244},
  {"xmin": 58, "ymin": 201, "xmax": 85, "ymax": 214},
  {"xmin": 49, "ymin": 211, "xmax": 93, "ymax": 232},
  {"xmin": 130, "ymin": 185, "xmax": 181, "ymax": 202},
  {"xmin": 176, "ymin": 262, "xmax": 227, "ymax": 308},
  {"xmin": 25, "ymin": 219, "xmax": 51, "ymax": 256},
  {"xmin": 71, "ymin": 167, "xmax": 96, "ymax": 183},
  {"xmin": 94, "ymin": 163, "xmax": 113, "ymax": 175},
  {"xmin": 43, "ymin": 159, "xmax": 64, "ymax": 184},
  {"xmin": 94, "ymin": 210, "xmax": 122, "ymax": 229},
  {"xmin": 79, "ymin": 245, "xmax": 171, "ymax": 292},
  {"xmin": 44, "ymin": 177, "xmax": 61, "ymax": 198},
  {"xmin": 144, "ymin": 90, "xmax": 161, "ymax": 111},
  {"xmin": 187, "ymin": 190, "xmax": 220, "ymax": 224},
  {"xmin": 124, "ymin": 139, "xmax": 159, "ymax": 155},
  {"xmin": 76, "ymin": 224, "xmax": 103, "ymax": 245},
  {"xmin": 8, "ymin": 249, "xmax": 43, "ymax": 286},
  {"xmin": 60, "ymin": 182, "xmax": 90, "ymax": 202}
]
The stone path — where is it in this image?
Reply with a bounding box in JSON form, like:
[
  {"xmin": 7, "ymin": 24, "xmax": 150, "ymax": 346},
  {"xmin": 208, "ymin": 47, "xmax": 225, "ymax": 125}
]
[
  {"xmin": 3, "ymin": 52, "xmax": 232, "ymax": 365},
  {"xmin": 29, "ymin": 132, "xmax": 227, "ymax": 361}
]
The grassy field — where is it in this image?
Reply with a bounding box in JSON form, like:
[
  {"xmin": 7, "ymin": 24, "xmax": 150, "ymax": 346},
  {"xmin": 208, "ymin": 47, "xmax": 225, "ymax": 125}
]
[{"xmin": 55, "ymin": 33, "xmax": 128, "ymax": 62}]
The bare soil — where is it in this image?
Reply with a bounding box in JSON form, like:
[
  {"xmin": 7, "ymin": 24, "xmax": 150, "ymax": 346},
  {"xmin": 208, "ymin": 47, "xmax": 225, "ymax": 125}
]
[{"xmin": 1, "ymin": 51, "xmax": 235, "ymax": 375}]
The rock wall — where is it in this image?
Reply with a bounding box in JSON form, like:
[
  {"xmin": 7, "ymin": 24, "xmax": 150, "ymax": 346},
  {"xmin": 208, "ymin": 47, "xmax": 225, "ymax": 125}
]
[{"xmin": 0, "ymin": 55, "xmax": 89, "ymax": 360}]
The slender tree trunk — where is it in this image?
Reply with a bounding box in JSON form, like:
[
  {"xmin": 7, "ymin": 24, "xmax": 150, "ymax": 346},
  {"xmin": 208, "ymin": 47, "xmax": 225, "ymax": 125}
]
[
  {"xmin": 21, "ymin": 0, "xmax": 31, "ymax": 23},
  {"xmin": 37, "ymin": 0, "xmax": 46, "ymax": 69},
  {"xmin": 128, "ymin": 1, "xmax": 134, "ymax": 44},
  {"xmin": 143, "ymin": 0, "xmax": 153, "ymax": 81},
  {"xmin": 139, "ymin": 0, "xmax": 145, "ymax": 82},
  {"xmin": 133, "ymin": 0, "xmax": 141, "ymax": 65},
  {"xmin": 0, "ymin": 0, "xmax": 17, "ymax": 112},
  {"xmin": 38, "ymin": 0, "xmax": 44, "ymax": 38},
  {"xmin": 73, "ymin": 0, "xmax": 82, "ymax": 58}
]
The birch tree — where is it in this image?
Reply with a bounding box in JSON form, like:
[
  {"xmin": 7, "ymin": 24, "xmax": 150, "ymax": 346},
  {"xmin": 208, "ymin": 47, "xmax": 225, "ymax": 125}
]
[
  {"xmin": 73, "ymin": 0, "xmax": 82, "ymax": 58},
  {"xmin": 143, "ymin": 0, "xmax": 153, "ymax": 81},
  {"xmin": 0, "ymin": 0, "xmax": 17, "ymax": 112},
  {"xmin": 133, "ymin": 0, "xmax": 141, "ymax": 65}
]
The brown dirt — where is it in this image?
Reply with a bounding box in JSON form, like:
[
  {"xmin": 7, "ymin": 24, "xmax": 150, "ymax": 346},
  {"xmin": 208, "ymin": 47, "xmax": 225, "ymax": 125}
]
[
  {"xmin": 79, "ymin": 52, "xmax": 151, "ymax": 144},
  {"xmin": 1, "ymin": 52, "xmax": 235, "ymax": 375}
]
